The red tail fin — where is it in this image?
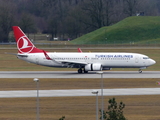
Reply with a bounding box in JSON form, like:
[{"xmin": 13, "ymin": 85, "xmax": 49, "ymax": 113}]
[{"xmin": 12, "ymin": 26, "xmax": 43, "ymax": 54}]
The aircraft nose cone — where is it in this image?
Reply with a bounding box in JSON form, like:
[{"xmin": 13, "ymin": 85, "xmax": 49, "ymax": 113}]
[{"xmin": 150, "ymin": 59, "xmax": 156, "ymax": 65}]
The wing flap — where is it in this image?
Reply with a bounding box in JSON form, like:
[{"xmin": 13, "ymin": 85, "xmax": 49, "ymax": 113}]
[{"xmin": 57, "ymin": 60, "xmax": 87, "ymax": 65}]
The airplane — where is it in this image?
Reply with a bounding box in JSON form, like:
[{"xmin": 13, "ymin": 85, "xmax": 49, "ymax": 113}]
[{"xmin": 12, "ymin": 26, "xmax": 156, "ymax": 73}]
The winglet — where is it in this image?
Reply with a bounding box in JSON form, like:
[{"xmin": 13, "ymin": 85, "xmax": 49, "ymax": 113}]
[
  {"xmin": 78, "ymin": 48, "xmax": 82, "ymax": 53},
  {"xmin": 43, "ymin": 50, "xmax": 52, "ymax": 60}
]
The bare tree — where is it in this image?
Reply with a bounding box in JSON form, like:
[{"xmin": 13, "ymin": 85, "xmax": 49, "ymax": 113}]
[
  {"xmin": 80, "ymin": 0, "xmax": 117, "ymax": 32},
  {"xmin": 137, "ymin": 0, "xmax": 159, "ymax": 16},
  {"xmin": 0, "ymin": 0, "xmax": 158, "ymax": 42},
  {"xmin": 40, "ymin": 0, "xmax": 57, "ymax": 8},
  {"xmin": 81, "ymin": 0, "xmax": 105, "ymax": 29},
  {"xmin": 123, "ymin": 0, "xmax": 138, "ymax": 16},
  {"xmin": 0, "ymin": 0, "xmax": 15, "ymax": 42},
  {"xmin": 48, "ymin": 16, "xmax": 58, "ymax": 40},
  {"xmin": 19, "ymin": 13, "xmax": 37, "ymax": 36},
  {"xmin": 111, "ymin": 0, "xmax": 125, "ymax": 23},
  {"xmin": 103, "ymin": 0, "xmax": 115, "ymax": 26}
]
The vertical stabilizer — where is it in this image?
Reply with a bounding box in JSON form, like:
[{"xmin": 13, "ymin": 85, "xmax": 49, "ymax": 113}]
[{"xmin": 13, "ymin": 26, "xmax": 43, "ymax": 54}]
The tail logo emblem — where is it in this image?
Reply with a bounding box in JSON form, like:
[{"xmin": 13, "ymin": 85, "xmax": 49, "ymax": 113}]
[{"xmin": 17, "ymin": 36, "xmax": 34, "ymax": 53}]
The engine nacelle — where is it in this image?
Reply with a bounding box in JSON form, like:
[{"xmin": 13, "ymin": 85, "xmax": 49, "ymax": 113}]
[{"xmin": 85, "ymin": 63, "xmax": 102, "ymax": 71}]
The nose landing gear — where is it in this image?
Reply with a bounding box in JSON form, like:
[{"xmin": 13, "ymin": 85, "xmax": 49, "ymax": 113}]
[
  {"xmin": 139, "ymin": 69, "xmax": 142, "ymax": 73},
  {"xmin": 139, "ymin": 67, "xmax": 147, "ymax": 73}
]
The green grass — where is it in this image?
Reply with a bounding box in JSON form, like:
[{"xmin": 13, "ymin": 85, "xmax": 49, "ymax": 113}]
[
  {"xmin": 71, "ymin": 16, "xmax": 160, "ymax": 44},
  {"xmin": 0, "ymin": 78, "xmax": 159, "ymax": 90}
]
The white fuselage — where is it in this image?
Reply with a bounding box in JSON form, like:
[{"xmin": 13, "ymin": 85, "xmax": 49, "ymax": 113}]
[{"xmin": 17, "ymin": 52, "xmax": 156, "ymax": 69}]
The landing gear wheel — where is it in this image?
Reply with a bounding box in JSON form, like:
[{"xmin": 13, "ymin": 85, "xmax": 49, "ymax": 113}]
[
  {"xmin": 83, "ymin": 68, "xmax": 88, "ymax": 73},
  {"xmin": 78, "ymin": 68, "xmax": 83, "ymax": 73},
  {"xmin": 84, "ymin": 70, "xmax": 88, "ymax": 73},
  {"xmin": 139, "ymin": 69, "xmax": 142, "ymax": 73}
]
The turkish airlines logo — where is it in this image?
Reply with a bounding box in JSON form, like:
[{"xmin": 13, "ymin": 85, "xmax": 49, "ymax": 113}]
[{"xmin": 17, "ymin": 36, "xmax": 34, "ymax": 53}]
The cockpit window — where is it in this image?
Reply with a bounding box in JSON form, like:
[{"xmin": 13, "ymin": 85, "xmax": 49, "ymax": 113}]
[{"xmin": 143, "ymin": 57, "xmax": 149, "ymax": 59}]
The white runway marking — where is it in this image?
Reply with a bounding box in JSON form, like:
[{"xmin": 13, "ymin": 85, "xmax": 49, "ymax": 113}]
[{"xmin": 1, "ymin": 88, "xmax": 160, "ymax": 98}]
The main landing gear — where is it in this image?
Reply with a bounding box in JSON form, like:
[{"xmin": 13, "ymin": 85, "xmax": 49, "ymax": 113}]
[{"xmin": 78, "ymin": 68, "xmax": 88, "ymax": 73}]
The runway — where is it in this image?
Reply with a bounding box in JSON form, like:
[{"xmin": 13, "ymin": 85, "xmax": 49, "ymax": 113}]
[
  {"xmin": 0, "ymin": 71, "xmax": 160, "ymax": 78},
  {"xmin": 0, "ymin": 71, "xmax": 160, "ymax": 98},
  {"xmin": 0, "ymin": 88, "xmax": 160, "ymax": 98}
]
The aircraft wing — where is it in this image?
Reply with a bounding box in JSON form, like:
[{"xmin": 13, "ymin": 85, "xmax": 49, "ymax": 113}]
[
  {"xmin": 43, "ymin": 50, "xmax": 87, "ymax": 65},
  {"xmin": 57, "ymin": 60, "xmax": 88, "ymax": 65},
  {"xmin": 43, "ymin": 50, "xmax": 87, "ymax": 67}
]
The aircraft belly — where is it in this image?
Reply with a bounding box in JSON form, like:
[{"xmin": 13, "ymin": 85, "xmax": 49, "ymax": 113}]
[
  {"xmin": 41, "ymin": 60, "xmax": 63, "ymax": 67},
  {"xmin": 103, "ymin": 60, "xmax": 139, "ymax": 68}
]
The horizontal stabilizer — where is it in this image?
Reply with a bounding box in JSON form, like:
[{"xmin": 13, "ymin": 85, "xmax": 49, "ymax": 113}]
[
  {"xmin": 57, "ymin": 60, "xmax": 87, "ymax": 65},
  {"xmin": 5, "ymin": 52, "xmax": 28, "ymax": 57},
  {"xmin": 17, "ymin": 54, "xmax": 28, "ymax": 57}
]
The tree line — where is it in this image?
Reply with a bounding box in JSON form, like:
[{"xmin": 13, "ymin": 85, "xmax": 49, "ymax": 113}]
[{"xmin": 0, "ymin": 0, "xmax": 160, "ymax": 42}]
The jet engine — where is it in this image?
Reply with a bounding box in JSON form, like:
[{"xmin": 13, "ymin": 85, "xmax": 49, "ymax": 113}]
[{"xmin": 85, "ymin": 63, "xmax": 102, "ymax": 71}]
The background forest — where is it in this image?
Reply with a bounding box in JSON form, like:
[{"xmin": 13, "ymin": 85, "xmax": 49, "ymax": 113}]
[{"xmin": 0, "ymin": 0, "xmax": 160, "ymax": 42}]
